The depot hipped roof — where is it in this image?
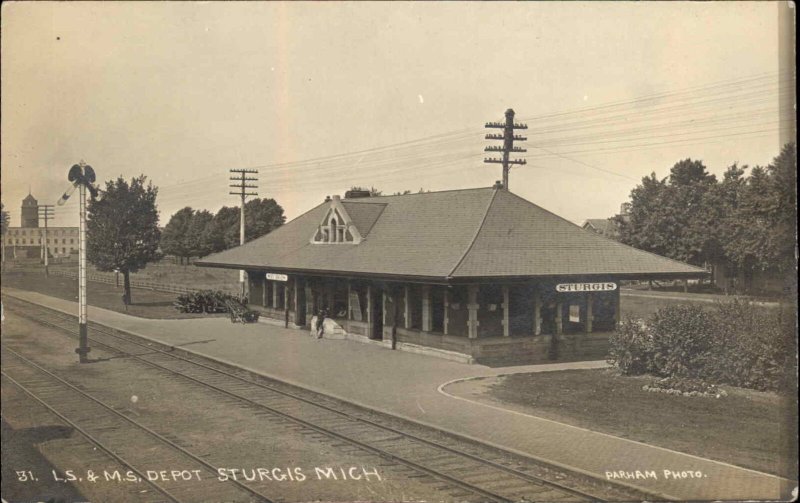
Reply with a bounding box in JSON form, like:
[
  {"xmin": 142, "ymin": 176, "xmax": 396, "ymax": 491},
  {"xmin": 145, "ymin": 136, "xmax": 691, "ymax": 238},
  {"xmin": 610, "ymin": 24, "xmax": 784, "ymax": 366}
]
[{"xmin": 196, "ymin": 187, "xmax": 706, "ymax": 281}]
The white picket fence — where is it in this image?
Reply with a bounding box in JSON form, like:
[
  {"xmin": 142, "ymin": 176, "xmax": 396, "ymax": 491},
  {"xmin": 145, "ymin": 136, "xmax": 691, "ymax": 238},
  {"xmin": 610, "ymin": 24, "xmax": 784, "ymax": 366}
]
[{"xmin": 49, "ymin": 268, "xmax": 238, "ymax": 296}]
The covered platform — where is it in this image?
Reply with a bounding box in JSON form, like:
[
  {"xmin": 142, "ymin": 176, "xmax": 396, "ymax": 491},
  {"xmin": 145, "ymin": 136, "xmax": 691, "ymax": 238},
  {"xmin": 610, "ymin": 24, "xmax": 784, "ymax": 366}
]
[{"xmin": 197, "ymin": 187, "xmax": 706, "ymax": 363}]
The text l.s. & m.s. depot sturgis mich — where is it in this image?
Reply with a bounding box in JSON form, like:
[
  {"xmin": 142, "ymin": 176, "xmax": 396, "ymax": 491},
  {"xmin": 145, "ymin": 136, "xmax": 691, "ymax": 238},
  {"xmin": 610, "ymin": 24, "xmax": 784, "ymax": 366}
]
[{"xmin": 13, "ymin": 465, "xmax": 384, "ymax": 485}]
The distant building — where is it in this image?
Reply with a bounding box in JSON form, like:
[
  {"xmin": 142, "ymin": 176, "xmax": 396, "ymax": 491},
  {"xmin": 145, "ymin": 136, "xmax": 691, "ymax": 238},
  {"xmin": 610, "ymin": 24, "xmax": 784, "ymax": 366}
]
[
  {"xmin": 581, "ymin": 218, "xmax": 617, "ymax": 238},
  {"xmin": 2, "ymin": 193, "xmax": 79, "ymax": 260},
  {"xmin": 21, "ymin": 193, "xmax": 39, "ymax": 227},
  {"xmin": 581, "ymin": 203, "xmax": 629, "ymax": 240}
]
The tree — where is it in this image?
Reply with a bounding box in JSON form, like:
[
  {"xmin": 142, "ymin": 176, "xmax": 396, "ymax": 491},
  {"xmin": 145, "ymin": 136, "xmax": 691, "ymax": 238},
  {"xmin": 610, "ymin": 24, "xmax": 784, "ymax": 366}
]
[
  {"xmin": 666, "ymin": 159, "xmax": 717, "ymax": 265},
  {"xmin": 766, "ymin": 142, "xmax": 797, "ymax": 274},
  {"xmin": 615, "ymin": 144, "xmax": 796, "ymax": 293},
  {"xmin": 220, "ymin": 206, "xmax": 244, "ymax": 251},
  {"xmin": 160, "ymin": 207, "xmax": 194, "ymax": 264},
  {"xmin": 87, "ymin": 175, "xmax": 161, "ymax": 304},
  {"xmin": 349, "ymin": 186, "xmax": 382, "ymax": 196},
  {"xmin": 614, "ymin": 172, "xmax": 670, "ymax": 257},
  {"xmin": 725, "ymin": 143, "xmax": 797, "ymax": 281},
  {"xmin": 243, "ymin": 198, "xmax": 285, "ymax": 243},
  {"xmin": 200, "ymin": 208, "xmax": 230, "ymax": 254},
  {"xmin": 187, "ymin": 209, "xmax": 214, "ymax": 258},
  {"xmin": 200, "ymin": 206, "xmax": 240, "ymax": 253},
  {"xmin": 349, "ymin": 186, "xmax": 427, "ymax": 196},
  {"xmin": 615, "ymin": 159, "xmax": 717, "ymax": 266},
  {"xmin": 199, "ymin": 199, "xmax": 285, "ymax": 255},
  {"xmin": 700, "ymin": 164, "xmax": 746, "ymax": 284}
]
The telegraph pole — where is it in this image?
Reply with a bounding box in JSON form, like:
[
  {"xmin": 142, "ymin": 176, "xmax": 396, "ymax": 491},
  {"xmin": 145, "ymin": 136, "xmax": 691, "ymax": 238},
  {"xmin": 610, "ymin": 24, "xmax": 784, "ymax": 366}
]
[
  {"xmin": 38, "ymin": 204, "xmax": 54, "ymax": 276},
  {"xmin": 229, "ymin": 168, "xmax": 258, "ymax": 298},
  {"xmin": 484, "ymin": 108, "xmax": 528, "ymax": 190}
]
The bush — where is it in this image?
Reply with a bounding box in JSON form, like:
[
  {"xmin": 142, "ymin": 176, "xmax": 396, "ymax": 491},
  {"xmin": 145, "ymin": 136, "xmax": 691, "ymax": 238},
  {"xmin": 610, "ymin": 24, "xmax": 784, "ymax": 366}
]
[
  {"xmin": 648, "ymin": 305, "xmax": 715, "ymax": 378},
  {"xmin": 607, "ymin": 318, "xmax": 652, "ymax": 375},
  {"xmin": 608, "ymin": 299, "xmax": 793, "ymax": 392},
  {"xmin": 709, "ymin": 299, "xmax": 791, "ymax": 391},
  {"xmin": 174, "ymin": 290, "xmax": 237, "ymax": 313}
]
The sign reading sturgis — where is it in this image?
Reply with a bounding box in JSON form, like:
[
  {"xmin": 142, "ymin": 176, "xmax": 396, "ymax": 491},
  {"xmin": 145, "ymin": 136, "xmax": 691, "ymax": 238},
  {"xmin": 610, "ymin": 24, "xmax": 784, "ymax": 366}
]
[{"xmin": 555, "ymin": 282, "xmax": 617, "ymax": 293}]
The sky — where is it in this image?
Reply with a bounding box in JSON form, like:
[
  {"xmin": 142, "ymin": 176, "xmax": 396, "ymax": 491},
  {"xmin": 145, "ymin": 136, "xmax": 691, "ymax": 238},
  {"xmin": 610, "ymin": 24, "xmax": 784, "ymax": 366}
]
[{"xmin": 1, "ymin": 2, "xmax": 794, "ymax": 228}]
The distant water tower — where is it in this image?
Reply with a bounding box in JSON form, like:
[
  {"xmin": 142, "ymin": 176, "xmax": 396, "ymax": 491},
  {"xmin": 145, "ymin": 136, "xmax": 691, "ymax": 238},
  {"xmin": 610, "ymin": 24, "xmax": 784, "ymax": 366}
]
[{"xmin": 21, "ymin": 193, "xmax": 39, "ymax": 227}]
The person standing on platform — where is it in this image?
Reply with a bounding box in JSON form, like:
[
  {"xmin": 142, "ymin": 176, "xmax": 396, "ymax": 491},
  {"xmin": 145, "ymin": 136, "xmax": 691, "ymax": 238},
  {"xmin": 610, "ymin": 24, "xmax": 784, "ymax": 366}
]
[{"xmin": 316, "ymin": 307, "xmax": 328, "ymax": 339}]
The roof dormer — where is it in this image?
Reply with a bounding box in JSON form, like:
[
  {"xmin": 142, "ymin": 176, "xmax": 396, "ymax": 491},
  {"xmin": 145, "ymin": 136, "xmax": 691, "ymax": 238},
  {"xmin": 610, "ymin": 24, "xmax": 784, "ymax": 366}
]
[{"xmin": 310, "ymin": 195, "xmax": 364, "ymax": 244}]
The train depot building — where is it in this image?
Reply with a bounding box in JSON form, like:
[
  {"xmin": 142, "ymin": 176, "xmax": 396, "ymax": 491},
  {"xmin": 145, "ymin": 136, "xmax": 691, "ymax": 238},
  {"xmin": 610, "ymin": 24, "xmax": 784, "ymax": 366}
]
[{"xmin": 197, "ymin": 187, "xmax": 705, "ymax": 364}]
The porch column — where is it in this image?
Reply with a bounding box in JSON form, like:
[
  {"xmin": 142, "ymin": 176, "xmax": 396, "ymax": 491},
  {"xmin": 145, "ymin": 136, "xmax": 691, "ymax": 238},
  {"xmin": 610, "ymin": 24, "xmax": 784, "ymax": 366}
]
[
  {"xmin": 272, "ymin": 281, "xmax": 279, "ymax": 308},
  {"xmin": 555, "ymin": 301, "xmax": 563, "ymax": 335},
  {"xmin": 382, "ymin": 291, "xmax": 388, "ymax": 325},
  {"xmin": 347, "ymin": 281, "xmax": 352, "ymax": 320},
  {"xmin": 533, "ymin": 286, "xmax": 542, "ymax": 336},
  {"xmin": 467, "ymin": 285, "xmax": 479, "ymax": 339},
  {"xmin": 443, "ymin": 289, "xmax": 450, "ymax": 335},
  {"xmin": 303, "ymin": 286, "xmax": 314, "ymax": 316},
  {"xmin": 293, "ymin": 277, "xmax": 301, "ymax": 312},
  {"xmin": 305, "ymin": 284, "xmax": 314, "ymax": 318},
  {"xmin": 614, "ymin": 284, "xmax": 621, "ymax": 329},
  {"xmin": 366, "ymin": 285, "xmax": 372, "ymax": 324},
  {"xmin": 421, "ymin": 285, "xmax": 432, "ymax": 332},
  {"xmin": 284, "ymin": 281, "xmax": 290, "ymax": 311},
  {"xmin": 404, "ymin": 286, "xmax": 410, "ymax": 329},
  {"xmin": 501, "ymin": 285, "xmax": 510, "ymax": 337},
  {"xmin": 586, "ymin": 292, "xmax": 593, "ymax": 333},
  {"xmin": 262, "ymin": 277, "xmax": 267, "ymax": 307}
]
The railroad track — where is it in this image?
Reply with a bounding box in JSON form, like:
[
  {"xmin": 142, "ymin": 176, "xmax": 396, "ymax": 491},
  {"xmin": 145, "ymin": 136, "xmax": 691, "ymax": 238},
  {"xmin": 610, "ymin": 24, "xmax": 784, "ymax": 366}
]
[
  {"xmin": 3, "ymin": 297, "xmax": 655, "ymax": 502},
  {"xmin": 1, "ymin": 348, "xmax": 271, "ymax": 503}
]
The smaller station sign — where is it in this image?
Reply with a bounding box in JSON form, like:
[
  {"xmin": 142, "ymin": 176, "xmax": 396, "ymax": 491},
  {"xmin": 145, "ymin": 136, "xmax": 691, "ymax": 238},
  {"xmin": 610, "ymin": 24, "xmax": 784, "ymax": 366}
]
[
  {"xmin": 556, "ymin": 282, "xmax": 617, "ymax": 293},
  {"xmin": 265, "ymin": 273, "xmax": 288, "ymax": 282}
]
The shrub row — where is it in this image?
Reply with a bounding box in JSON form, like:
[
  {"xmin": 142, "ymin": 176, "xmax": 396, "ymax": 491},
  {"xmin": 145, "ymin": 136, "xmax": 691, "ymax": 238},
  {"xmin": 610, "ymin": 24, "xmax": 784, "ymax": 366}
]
[
  {"xmin": 174, "ymin": 290, "xmax": 241, "ymax": 313},
  {"xmin": 608, "ymin": 300, "xmax": 793, "ymax": 392}
]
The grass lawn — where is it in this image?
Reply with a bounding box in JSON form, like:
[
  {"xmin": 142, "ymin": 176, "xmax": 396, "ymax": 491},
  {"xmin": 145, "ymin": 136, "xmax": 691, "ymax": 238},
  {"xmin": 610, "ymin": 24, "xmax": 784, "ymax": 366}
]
[
  {"xmin": 112, "ymin": 261, "xmax": 238, "ymax": 290},
  {"xmin": 1, "ymin": 270, "xmax": 225, "ymax": 320},
  {"xmin": 619, "ymin": 294, "xmax": 717, "ymax": 319},
  {"xmin": 456, "ymin": 369, "xmax": 797, "ymax": 478},
  {"xmin": 49, "ymin": 261, "xmax": 239, "ymax": 291}
]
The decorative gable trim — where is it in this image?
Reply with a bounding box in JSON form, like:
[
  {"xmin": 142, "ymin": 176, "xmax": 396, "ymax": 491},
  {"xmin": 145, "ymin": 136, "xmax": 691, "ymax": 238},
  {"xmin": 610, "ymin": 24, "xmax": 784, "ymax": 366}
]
[{"xmin": 310, "ymin": 195, "xmax": 364, "ymax": 244}]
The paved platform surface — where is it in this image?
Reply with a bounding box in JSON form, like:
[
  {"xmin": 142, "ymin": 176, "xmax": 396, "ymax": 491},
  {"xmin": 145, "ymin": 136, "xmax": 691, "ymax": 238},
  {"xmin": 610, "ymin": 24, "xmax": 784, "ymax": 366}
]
[{"xmin": 2, "ymin": 287, "xmax": 795, "ymax": 501}]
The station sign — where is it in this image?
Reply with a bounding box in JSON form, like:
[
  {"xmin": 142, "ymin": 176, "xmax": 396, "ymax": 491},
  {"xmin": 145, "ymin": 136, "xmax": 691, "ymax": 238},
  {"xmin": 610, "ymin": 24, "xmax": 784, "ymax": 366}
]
[
  {"xmin": 265, "ymin": 273, "xmax": 288, "ymax": 282},
  {"xmin": 556, "ymin": 282, "xmax": 616, "ymax": 293}
]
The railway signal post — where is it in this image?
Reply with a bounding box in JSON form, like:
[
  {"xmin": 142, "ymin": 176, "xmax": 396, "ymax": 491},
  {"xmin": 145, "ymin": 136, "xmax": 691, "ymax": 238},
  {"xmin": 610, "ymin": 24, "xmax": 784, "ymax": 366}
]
[{"xmin": 59, "ymin": 161, "xmax": 97, "ymax": 363}]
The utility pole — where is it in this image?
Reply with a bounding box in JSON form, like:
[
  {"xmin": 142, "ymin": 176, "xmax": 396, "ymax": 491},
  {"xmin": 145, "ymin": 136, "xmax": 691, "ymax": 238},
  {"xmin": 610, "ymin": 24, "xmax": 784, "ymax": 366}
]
[
  {"xmin": 484, "ymin": 108, "xmax": 527, "ymax": 190},
  {"xmin": 229, "ymin": 168, "xmax": 258, "ymax": 298},
  {"xmin": 38, "ymin": 204, "xmax": 54, "ymax": 276}
]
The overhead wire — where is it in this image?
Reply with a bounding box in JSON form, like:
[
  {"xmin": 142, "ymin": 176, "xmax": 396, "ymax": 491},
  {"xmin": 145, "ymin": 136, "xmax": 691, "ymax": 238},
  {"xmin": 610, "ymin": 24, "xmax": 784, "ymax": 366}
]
[
  {"xmin": 154, "ymin": 71, "xmax": 792, "ymax": 190},
  {"xmin": 149, "ymin": 71, "xmax": 795, "ymax": 209}
]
